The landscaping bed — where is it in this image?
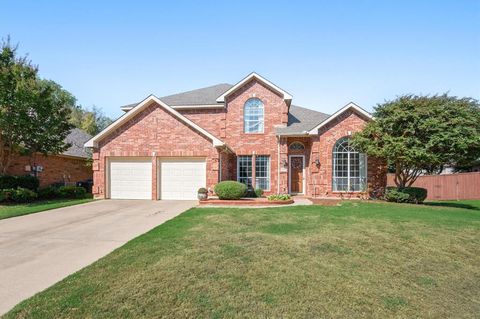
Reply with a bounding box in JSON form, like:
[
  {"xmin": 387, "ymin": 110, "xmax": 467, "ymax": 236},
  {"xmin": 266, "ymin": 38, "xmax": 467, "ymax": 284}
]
[{"xmin": 199, "ymin": 197, "xmax": 294, "ymax": 206}]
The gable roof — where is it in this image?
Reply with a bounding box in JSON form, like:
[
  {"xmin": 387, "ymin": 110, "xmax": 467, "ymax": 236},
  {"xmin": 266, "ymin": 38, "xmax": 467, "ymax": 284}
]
[
  {"xmin": 307, "ymin": 102, "xmax": 372, "ymax": 135},
  {"xmin": 276, "ymin": 105, "xmax": 330, "ymax": 135},
  {"xmin": 216, "ymin": 72, "xmax": 293, "ymax": 103},
  {"xmin": 63, "ymin": 128, "xmax": 92, "ymax": 158},
  {"xmin": 85, "ymin": 95, "xmax": 225, "ymax": 148},
  {"xmin": 121, "ymin": 83, "xmax": 232, "ymax": 111}
]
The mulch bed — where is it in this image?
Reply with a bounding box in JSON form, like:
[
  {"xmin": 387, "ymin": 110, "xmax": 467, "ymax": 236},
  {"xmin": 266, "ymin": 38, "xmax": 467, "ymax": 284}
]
[{"xmin": 199, "ymin": 198, "xmax": 294, "ymax": 206}]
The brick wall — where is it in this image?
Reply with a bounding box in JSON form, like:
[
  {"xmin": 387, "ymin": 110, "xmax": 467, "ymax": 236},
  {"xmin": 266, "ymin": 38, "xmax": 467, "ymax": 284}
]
[
  {"xmin": 308, "ymin": 110, "xmax": 387, "ymax": 198},
  {"xmin": 92, "ymin": 101, "xmax": 220, "ymax": 199},
  {"xmin": 6, "ymin": 154, "xmax": 92, "ymax": 187}
]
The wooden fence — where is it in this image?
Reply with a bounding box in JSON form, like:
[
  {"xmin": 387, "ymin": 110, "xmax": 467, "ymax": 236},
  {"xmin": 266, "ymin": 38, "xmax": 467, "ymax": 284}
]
[{"xmin": 387, "ymin": 172, "xmax": 480, "ymax": 200}]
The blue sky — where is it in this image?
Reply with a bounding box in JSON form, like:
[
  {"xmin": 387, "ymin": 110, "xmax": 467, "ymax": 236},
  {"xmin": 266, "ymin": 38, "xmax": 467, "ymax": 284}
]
[{"xmin": 1, "ymin": 0, "xmax": 479, "ymax": 118}]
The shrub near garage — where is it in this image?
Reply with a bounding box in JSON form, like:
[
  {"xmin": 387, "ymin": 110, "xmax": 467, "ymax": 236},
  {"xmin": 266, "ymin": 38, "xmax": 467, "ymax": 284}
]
[
  {"xmin": 58, "ymin": 186, "xmax": 87, "ymax": 199},
  {"xmin": 214, "ymin": 181, "xmax": 247, "ymax": 200},
  {"xmin": 0, "ymin": 188, "xmax": 38, "ymax": 203}
]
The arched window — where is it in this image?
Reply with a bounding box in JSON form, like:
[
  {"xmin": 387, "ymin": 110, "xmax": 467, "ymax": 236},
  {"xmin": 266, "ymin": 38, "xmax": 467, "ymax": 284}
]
[
  {"xmin": 244, "ymin": 98, "xmax": 264, "ymax": 133},
  {"xmin": 332, "ymin": 137, "xmax": 367, "ymax": 192},
  {"xmin": 289, "ymin": 142, "xmax": 305, "ymax": 151}
]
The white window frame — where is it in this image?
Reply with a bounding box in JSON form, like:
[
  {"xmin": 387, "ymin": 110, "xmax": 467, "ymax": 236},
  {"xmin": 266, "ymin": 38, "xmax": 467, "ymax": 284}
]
[
  {"xmin": 255, "ymin": 155, "xmax": 270, "ymax": 191},
  {"xmin": 332, "ymin": 137, "xmax": 367, "ymax": 192},
  {"xmin": 243, "ymin": 98, "xmax": 264, "ymax": 134},
  {"xmin": 237, "ymin": 155, "xmax": 253, "ymax": 187}
]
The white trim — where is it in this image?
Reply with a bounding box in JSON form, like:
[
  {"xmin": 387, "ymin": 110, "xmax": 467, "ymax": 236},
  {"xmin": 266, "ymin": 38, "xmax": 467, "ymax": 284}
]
[
  {"xmin": 85, "ymin": 95, "xmax": 225, "ymax": 148},
  {"xmin": 308, "ymin": 102, "xmax": 373, "ymax": 135},
  {"xmin": 216, "ymin": 72, "xmax": 293, "ymax": 103},
  {"xmin": 288, "ymin": 155, "xmax": 306, "ymax": 195}
]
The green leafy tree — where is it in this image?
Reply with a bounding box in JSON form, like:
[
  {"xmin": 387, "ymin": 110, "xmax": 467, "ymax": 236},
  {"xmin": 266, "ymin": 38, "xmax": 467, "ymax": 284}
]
[
  {"xmin": 21, "ymin": 79, "xmax": 74, "ymax": 160},
  {"xmin": 0, "ymin": 38, "xmax": 74, "ymax": 172},
  {"xmin": 353, "ymin": 94, "xmax": 480, "ymax": 188},
  {"xmin": 0, "ymin": 38, "xmax": 38, "ymax": 173}
]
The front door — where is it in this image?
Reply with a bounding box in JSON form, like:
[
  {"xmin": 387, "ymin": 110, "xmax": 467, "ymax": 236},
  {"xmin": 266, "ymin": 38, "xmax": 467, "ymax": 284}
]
[{"xmin": 290, "ymin": 156, "xmax": 304, "ymax": 194}]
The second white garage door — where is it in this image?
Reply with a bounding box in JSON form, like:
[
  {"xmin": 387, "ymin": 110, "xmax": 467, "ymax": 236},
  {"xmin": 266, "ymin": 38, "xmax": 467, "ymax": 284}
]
[{"xmin": 160, "ymin": 158, "xmax": 206, "ymax": 200}]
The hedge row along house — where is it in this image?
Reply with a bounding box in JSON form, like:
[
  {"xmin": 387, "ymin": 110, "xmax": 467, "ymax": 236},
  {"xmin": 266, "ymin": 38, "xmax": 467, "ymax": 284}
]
[
  {"xmin": 85, "ymin": 73, "xmax": 387, "ymax": 200},
  {"xmin": 6, "ymin": 128, "xmax": 92, "ymax": 187}
]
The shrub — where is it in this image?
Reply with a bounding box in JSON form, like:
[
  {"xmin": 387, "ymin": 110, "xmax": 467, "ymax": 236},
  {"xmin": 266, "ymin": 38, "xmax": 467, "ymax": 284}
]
[
  {"xmin": 255, "ymin": 188, "xmax": 264, "ymax": 198},
  {"xmin": 0, "ymin": 175, "xmax": 39, "ymax": 190},
  {"xmin": 197, "ymin": 187, "xmax": 208, "ymax": 194},
  {"xmin": 58, "ymin": 186, "xmax": 87, "ymax": 199},
  {"xmin": 0, "ymin": 188, "xmax": 15, "ymax": 202},
  {"xmin": 245, "ymin": 185, "xmax": 257, "ymax": 198},
  {"xmin": 267, "ymin": 194, "xmax": 291, "ymax": 201},
  {"xmin": 38, "ymin": 186, "xmax": 60, "ymax": 199},
  {"xmin": 0, "ymin": 175, "xmax": 17, "ymax": 189},
  {"xmin": 385, "ymin": 187, "xmax": 428, "ymax": 204},
  {"xmin": 16, "ymin": 175, "xmax": 40, "ymax": 190},
  {"xmin": 214, "ymin": 181, "xmax": 246, "ymax": 200},
  {"xmin": 10, "ymin": 187, "xmax": 38, "ymax": 203}
]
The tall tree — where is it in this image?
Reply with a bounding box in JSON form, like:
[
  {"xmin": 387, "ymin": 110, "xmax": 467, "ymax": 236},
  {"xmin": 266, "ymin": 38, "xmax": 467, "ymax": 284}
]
[
  {"xmin": 21, "ymin": 79, "xmax": 74, "ymax": 160},
  {"xmin": 353, "ymin": 94, "xmax": 480, "ymax": 188},
  {"xmin": 0, "ymin": 38, "xmax": 38, "ymax": 173},
  {"xmin": 0, "ymin": 38, "xmax": 74, "ymax": 172}
]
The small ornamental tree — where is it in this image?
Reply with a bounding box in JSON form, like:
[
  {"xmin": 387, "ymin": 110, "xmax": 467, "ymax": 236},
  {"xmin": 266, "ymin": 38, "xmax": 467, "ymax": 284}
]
[{"xmin": 352, "ymin": 94, "xmax": 480, "ymax": 188}]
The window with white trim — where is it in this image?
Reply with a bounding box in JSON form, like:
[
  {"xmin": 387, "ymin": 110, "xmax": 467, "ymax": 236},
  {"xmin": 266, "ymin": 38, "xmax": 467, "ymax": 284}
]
[
  {"xmin": 237, "ymin": 156, "xmax": 252, "ymax": 186},
  {"xmin": 255, "ymin": 156, "xmax": 270, "ymax": 190},
  {"xmin": 332, "ymin": 137, "xmax": 366, "ymax": 192},
  {"xmin": 244, "ymin": 98, "xmax": 264, "ymax": 133}
]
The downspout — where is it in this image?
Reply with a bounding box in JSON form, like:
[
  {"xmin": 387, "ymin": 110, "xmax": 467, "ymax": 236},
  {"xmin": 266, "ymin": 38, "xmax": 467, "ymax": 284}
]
[{"xmin": 277, "ymin": 135, "xmax": 281, "ymax": 194}]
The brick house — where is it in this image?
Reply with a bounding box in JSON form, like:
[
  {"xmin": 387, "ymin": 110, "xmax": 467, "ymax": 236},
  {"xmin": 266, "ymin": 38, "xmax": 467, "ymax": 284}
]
[
  {"xmin": 85, "ymin": 73, "xmax": 386, "ymax": 200},
  {"xmin": 7, "ymin": 128, "xmax": 93, "ymax": 187}
]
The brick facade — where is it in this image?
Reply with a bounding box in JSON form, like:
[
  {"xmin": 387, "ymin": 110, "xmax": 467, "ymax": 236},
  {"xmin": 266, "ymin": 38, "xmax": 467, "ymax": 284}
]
[
  {"xmin": 6, "ymin": 153, "xmax": 92, "ymax": 187},
  {"xmin": 308, "ymin": 110, "xmax": 387, "ymax": 198},
  {"xmin": 91, "ymin": 78, "xmax": 386, "ymax": 199},
  {"xmin": 92, "ymin": 102, "xmax": 220, "ymax": 199}
]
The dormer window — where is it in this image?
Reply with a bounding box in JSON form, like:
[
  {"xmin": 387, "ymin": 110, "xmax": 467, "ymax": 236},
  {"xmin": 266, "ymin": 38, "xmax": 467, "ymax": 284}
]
[{"xmin": 244, "ymin": 98, "xmax": 264, "ymax": 133}]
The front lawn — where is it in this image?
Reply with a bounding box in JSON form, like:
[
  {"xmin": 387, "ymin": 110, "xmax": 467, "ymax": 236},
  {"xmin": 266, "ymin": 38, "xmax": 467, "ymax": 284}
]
[
  {"xmin": 5, "ymin": 200, "xmax": 480, "ymax": 318},
  {"xmin": 0, "ymin": 198, "xmax": 94, "ymax": 220}
]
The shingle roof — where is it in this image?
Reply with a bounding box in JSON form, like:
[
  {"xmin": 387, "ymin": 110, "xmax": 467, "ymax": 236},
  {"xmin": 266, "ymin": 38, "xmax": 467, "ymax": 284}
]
[
  {"xmin": 161, "ymin": 83, "xmax": 233, "ymax": 106},
  {"xmin": 120, "ymin": 83, "xmax": 233, "ymax": 109},
  {"xmin": 118, "ymin": 85, "xmax": 330, "ymax": 136},
  {"xmin": 63, "ymin": 128, "xmax": 92, "ymax": 158},
  {"xmin": 276, "ymin": 105, "xmax": 330, "ymax": 135}
]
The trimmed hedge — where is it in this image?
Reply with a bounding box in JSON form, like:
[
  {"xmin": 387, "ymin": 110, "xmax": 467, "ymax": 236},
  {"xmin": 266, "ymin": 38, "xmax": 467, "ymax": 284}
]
[
  {"xmin": 38, "ymin": 186, "xmax": 60, "ymax": 199},
  {"xmin": 214, "ymin": 181, "xmax": 247, "ymax": 200},
  {"xmin": 0, "ymin": 188, "xmax": 38, "ymax": 203},
  {"xmin": 385, "ymin": 186, "xmax": 428, "ymax": 204},
  {"xmin": 58, "ymin": 186, "xmax": 87, "ymax": 199},
  {"xmin": 0, "ymin": 175, "xmax": 39, "ymax": 191}
]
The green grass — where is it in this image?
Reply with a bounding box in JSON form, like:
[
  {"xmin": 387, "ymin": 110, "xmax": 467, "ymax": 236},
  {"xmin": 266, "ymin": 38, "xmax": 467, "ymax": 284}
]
[
  {"xmin": 0, "ymin": 198, "xmax": 94, "ymax": 220},
  {"xmin": 5, "ymin": 200, "xmax": 480, "ymax": 318}
]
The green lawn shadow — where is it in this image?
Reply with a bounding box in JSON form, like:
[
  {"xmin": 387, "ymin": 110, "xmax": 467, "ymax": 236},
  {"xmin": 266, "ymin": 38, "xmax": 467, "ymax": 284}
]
[{"xmin": 424, "ymin": 201, "xmax": 480, "ymax": 211}]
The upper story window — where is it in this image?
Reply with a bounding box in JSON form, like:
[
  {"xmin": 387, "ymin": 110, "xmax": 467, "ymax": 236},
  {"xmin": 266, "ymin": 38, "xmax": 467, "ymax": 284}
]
[{"xmin": 244, "ymin": 98, "xmax": 264, "ymax": 133}]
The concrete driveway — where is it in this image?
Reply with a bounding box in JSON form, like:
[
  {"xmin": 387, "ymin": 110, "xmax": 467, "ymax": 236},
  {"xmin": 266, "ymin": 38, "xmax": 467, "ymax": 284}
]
[{"xmin": 0, "ymin": 199, "xmax": 196, "ymax": 315}]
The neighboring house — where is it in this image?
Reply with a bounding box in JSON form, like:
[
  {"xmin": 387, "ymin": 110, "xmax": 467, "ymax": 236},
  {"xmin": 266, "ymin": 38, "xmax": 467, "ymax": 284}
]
[
  {"xmin": 7, "ymin": 128, "xmax": 93, "ymax": 187},
  {"xmin": 85, "ymin": 73, "xmax": 386, "ymax": 200}
]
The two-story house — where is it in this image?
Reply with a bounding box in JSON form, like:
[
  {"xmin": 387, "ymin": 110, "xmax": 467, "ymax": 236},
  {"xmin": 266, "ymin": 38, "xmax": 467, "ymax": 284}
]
[{"xmin": 85, "ymin": 73, "xmax": 386, "ymax": 200}]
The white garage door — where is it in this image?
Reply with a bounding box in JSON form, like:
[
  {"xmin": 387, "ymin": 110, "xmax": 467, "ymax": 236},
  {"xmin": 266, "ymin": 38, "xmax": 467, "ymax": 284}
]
[
  {"xmin": 160, "ymin": 158, "xmax": 206, "ymax": 200},
  {"xmin": 109, "ymin": 159, "xmax": 152, "ymax": 199}
]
